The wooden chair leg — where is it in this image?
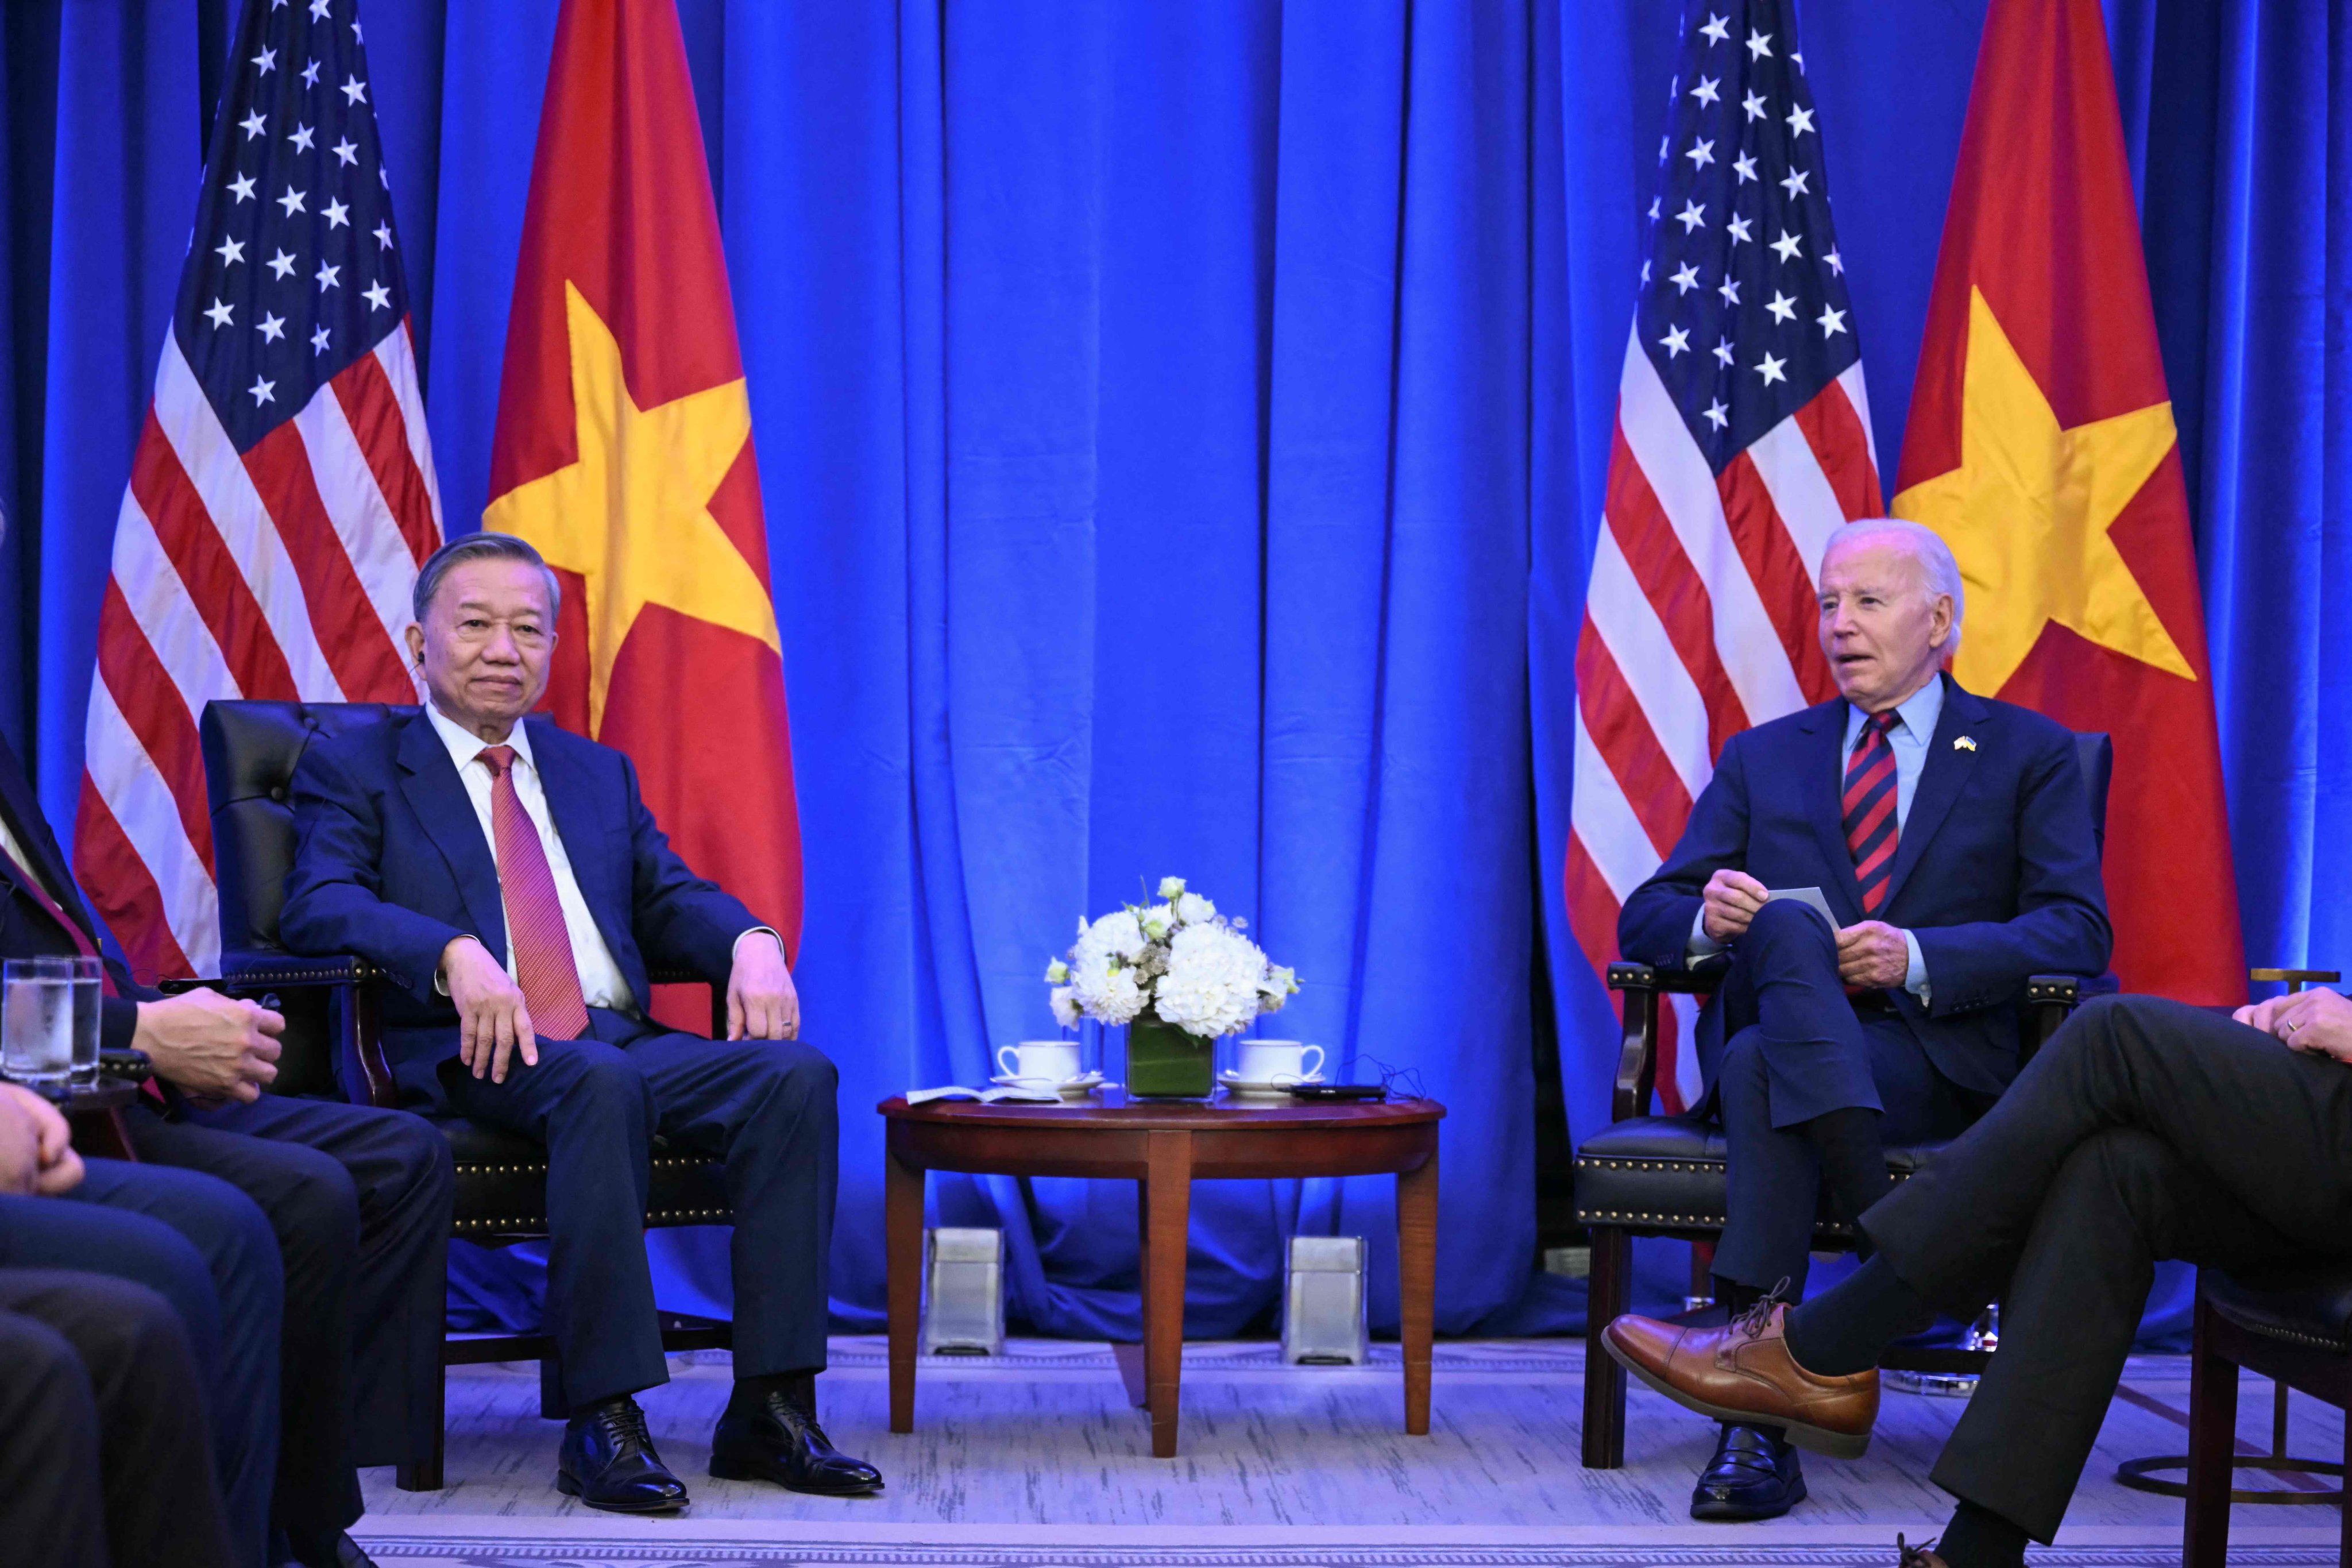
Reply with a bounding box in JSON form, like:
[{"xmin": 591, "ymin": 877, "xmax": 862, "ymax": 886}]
[
  {"xmin": 1581, "ymin": 1227, "xmax": 1632, "ymax": 1468},
  {"xmin": 2182, "ymin": 1296, "xmax": 2237, "ymax": 1568},
  {"xmin": 396, "ymin": 1354, "xmax": 449, "ymax": 1492}
]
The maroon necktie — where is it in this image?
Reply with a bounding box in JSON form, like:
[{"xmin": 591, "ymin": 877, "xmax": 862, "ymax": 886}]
[
  {"xmin": 476, "ymin": 747, "xmax": 590, "ymax": 1041},
  {"xmin": 1841, "ymin": 712, "xmax": 1902, "ymax": 916},
  {"xmin": 0, "ymin": 838, "xmax": 118, "ymax": 997}
]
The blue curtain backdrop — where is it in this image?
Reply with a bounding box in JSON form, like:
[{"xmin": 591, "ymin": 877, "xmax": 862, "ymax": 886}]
[{"xmin": 1, "ymin": 0, "xmax": 2345, "ymax": 1343}]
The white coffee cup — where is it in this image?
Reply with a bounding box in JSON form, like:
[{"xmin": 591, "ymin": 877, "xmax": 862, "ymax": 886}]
[
  {"xmin": 998, "ymin": 1040, "xmax": 1082, "ymax": 1082},
  {"xmin": 1235, "ymin": 1040, "xmax": 1324, "ymax": 1084}
]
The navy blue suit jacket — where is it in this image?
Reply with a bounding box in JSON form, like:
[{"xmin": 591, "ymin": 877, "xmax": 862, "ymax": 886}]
[
  {"xmin": 1617, "ymin": 675, "xmax": 2112, "ymax": 1100},
  {"xmin": 279, "ymin": 709, "xmax": 756, "ymax": 1087}
]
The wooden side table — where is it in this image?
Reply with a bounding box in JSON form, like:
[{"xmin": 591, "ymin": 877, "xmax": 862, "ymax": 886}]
[{"xmin": 879, "ymin": 1090, "xmax": 1444, "ymax": 1458}]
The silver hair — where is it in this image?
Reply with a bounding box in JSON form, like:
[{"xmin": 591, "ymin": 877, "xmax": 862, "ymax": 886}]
[
  {"xmin": 411, "ymin": 532, "xmax": 562, "ymax": 625},
  {"xmin": 1823, "ymin": 517, "xmax": 1964, "ymax": 655}
]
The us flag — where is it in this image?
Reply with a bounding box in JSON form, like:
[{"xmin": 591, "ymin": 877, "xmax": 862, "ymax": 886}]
[
  {"xmin": 76, "ymin": 0, "xmax": 441, "ymax": 980},
  {"xmin": 1563, "ymin": 0, "xmax": 1881, "ymax": 1111}
]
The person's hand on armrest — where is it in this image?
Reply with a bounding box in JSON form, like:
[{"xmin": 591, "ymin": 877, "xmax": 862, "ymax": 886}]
[
  {"xmin": 1701, "ymin": 869, "xmax": 1769, "ymax": 943},
  {"xmin": 0, "ymin": 1084, "xmax": 82, "ymax": 1196},
  {"xmin": 442, "ymin": 937, "xmax": 537, "ymax": 1083},
  {"xmin": 2237, "ymin": 988, "xmax": 2352, "ymax": 1062},
  {"xmin": 727, "ymin": 930, "xmax": 800, "ymax": 1041},
  {"xmin": 133, "ymin": 990, "xmax": 285, "ymax": 1104}
]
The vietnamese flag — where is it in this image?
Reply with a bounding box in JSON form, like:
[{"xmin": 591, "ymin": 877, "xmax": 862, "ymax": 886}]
[
  {"xmin": 1892, "ymin": 0, "xmax": 2241, "ymax": 1001},
  {"xmin": 484, "ymin": 0, "xmax": 803, "ymax": 955}
]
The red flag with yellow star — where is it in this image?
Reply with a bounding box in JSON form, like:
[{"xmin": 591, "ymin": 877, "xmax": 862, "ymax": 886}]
[
  {"xmin": 1893, "ymin": 0, "xmax": 2241, "ymax": 1001},
  {"xmin": 484, "ymin": 0, "xmax": 802, "ymax": 957}
]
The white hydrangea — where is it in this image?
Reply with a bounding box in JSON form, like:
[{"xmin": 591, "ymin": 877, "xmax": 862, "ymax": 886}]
[
  {"xmin": 1071, "ymin": 955, "xmax": 1148, "ymax": 1025},
  {"xmin": 1076, "ymin": 909, "xmax": 1146, "ymax": 968},
  {"xmin": 1049, "ymin": 878, "xmax": 1297, "ymax": 1033},
  {"xmin": 1154, "ymin": 923, "xmax": 1272, "ymax": 1039}
]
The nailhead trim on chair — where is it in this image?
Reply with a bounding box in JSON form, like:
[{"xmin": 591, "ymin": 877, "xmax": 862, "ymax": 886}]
[
  {"xmin": 451, "ymin": 1205, "xmax": 737, "ymax": 1235},
  {"xmin": 453, "ymin": 1156, "xmax": 713, "ymax": 1179},
  {"xmin": 2226, "ymin": 1319, "xmax": 2352, "ymax": 1354},
  {"xmin": 1574, "ymin": 1207, "xmax": 1857, "ymax": 1234}
]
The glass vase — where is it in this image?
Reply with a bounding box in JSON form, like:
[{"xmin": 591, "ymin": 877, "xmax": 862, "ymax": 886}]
[{"xmin": 1125, "ymin": 1006, "xmax": 1216, "ymax": 1098}]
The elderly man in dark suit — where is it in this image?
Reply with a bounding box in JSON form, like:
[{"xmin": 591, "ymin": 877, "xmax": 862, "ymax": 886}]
[
  {"xmin": 1615, "ymin": 518, "xmax": 2111, "ymax": 1521},
  {"xmin": 280, "ymin": 532, "xmax": 875, "ymax": 1514}
]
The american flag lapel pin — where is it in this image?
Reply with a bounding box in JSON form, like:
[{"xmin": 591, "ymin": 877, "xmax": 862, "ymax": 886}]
[{"xmin": 1954, "ymin": 736, "xmax": 1978, "ymax": 752}]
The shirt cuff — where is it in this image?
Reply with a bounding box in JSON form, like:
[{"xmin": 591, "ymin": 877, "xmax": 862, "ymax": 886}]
[
  {"xmin": 1903, "ymin": 929, "xmax": 1930, "ymax": 1003},
  {"xmin": 1688, "ymin": 906, "xmax": 1725, "ymax": 960},
  {"xmin": 733, "ymin": 927, "xmax": 785, "ymax": 962}
]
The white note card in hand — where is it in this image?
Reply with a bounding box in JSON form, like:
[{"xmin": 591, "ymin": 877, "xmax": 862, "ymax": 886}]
[{"xmin": 1765, "ymin": 886, "xmax": 1837, "ymax": 927}]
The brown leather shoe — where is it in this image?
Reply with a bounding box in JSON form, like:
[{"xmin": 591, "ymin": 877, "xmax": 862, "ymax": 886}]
[{"xmin": 1601, "ymin": 1300, "xmax": 1879, "ymax": 1458}]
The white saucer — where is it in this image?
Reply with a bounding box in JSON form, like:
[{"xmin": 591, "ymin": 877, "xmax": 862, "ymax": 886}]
[
  {"xmin": 1218, "ymin": 1069, "xmax": 1324, "ymax": 1095},
  {"xmin": 991, "ymin": 1070, "xmax": 1106, "ymax": 1099}
]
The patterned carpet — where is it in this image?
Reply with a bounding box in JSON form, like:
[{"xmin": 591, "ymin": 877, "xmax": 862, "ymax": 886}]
[{"xmin": 354, "ymin": 1338, "xmax": 2343, "ymax": 1566}]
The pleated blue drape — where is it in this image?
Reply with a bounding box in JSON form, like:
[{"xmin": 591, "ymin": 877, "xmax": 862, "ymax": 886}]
[{"xmin": 3, "ymin": 0, "xmax": 2348, "ymax": 1343}]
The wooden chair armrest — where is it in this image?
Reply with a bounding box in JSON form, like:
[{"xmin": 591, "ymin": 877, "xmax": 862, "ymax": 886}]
[{"xmin": 1604, "ymin": 961, "xmax": 1727, "ymax": 1122}]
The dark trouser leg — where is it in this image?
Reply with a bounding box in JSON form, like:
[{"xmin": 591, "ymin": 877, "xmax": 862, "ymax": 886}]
[
  {"xmin": 1933, "ymin": 1127, "xmax": 2305, "ymax": 1542},
  {"xmin": 624, "ymin": 1033, "xmax": 840, "ymax": 1378},
  {"xmin": 45, "ymin": 1159, "xmax": 279, "ymax": 1568},
  {"xmin": 123, "ymin": 1108, "xmax": 365, "ymax": 1548},
  {"xmin": 1729, "ymin": 899, "xmax": 1881, "ymax": 1121},
  {"xmin": 446, "ymin": 1035, "xmax": 667, "ymax": 1408},
  {"xmin": 1717, "ymin": 1008, "xmax": 1976, "ymax": 1294},
  {"xmin": 188, "ymin": 1095, "xmax": 455, "ymax": 1468},
  {"xmin": 1864, "ymin": 996, "xmax": 2352, "ymax": 1315},
  {"xmin": 1714, "ymin": 1028, "xmax": 1820, "ymax": 1292},
  {"xmin": 0, "ymin": 1301, "xmax": 105, "ymax": 1568},
  {"xmin": 0, "ymin": 1270, "xmax": 238, "ymax": 1568}
]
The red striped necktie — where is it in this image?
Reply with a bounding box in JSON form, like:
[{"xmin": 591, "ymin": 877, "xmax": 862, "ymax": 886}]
[
  {"xmin": 0, "ymin": 839, "xmax": 119, "ymax": 997},
  {"xmin": 1842, "ymin": 712, "xmax": 1902, "ymax": 916},
  {"xmin": 476, "ymin": 746, "xmax": 592, "ymax": 1041}
]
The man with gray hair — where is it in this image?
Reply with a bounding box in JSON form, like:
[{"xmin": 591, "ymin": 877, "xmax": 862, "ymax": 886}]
[
  {"xmin": 1610, "ymin": 519, "xmax": 2112, "ymax": 1521},
  {"xmin": 281, "ymin": 532, "xmax": 876, "ymax": 1513}
]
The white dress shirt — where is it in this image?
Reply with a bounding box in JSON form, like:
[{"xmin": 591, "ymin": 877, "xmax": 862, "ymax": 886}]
[
  {"xmin": 0, "ymin": 810, "xmax": 53, "ymax": 901},
  {"xmin": 424, "ymin": 700, "xmax": 638, "ymax": 1011}
]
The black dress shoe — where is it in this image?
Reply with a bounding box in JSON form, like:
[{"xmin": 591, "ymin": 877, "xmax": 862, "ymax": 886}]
[
  {"xmin": 557, "ymin": 1395, "xmax": 690, "ymax": 1513},
  {"xmin": 1690, "ymin": 1422, "xmax": 1806, "ymax": 1521},
  {"xmin": 709, "ymin": 1382, "xmax": 884, "ymax": 1496}
]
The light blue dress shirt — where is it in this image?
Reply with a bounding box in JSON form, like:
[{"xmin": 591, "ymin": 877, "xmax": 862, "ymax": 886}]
[{"xmin": 1689, "ymin": 677, "xmax": 1941, "ymax": 999}]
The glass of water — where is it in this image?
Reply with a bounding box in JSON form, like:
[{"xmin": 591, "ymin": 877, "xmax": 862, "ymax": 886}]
[
  {"xmin": 67, "ymin": 956, "xmax": 102, "ymax": 1084},
  {"xmin": 2, "ymin": 957, "xmax": 75, "ymax": 1087}
]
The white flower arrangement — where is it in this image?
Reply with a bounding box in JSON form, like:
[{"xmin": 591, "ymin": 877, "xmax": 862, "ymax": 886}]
[{"xmin": 1046, "ymin": 876, "xmax": 1299, "ymax": 1037}]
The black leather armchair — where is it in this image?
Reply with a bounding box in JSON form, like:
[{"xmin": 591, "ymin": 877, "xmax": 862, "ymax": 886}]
[
  {"xmin": 199, "ymin": 698, "xmax": 738, "ymax": 1490},
  {"xmin": 1573, "ymin": 731, "xmax": 2114, "ymax": 1468}
]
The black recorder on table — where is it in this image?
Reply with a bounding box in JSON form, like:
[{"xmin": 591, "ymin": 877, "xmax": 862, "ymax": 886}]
[{"xmin": 1285, "ymin": 1082, "xmax": 1387, "ymax": 1102}]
